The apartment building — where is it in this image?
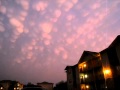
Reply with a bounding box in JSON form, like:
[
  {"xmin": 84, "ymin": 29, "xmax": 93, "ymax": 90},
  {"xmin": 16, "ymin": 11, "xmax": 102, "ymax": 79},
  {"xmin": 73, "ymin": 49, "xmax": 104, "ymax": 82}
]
[
  {"xmin": 65, "ymin": 64, "xmax": 80, "ymax": 90},
  {"xmin": 65, "ymin": 35, "xmax": 120, "ymax": 90}
]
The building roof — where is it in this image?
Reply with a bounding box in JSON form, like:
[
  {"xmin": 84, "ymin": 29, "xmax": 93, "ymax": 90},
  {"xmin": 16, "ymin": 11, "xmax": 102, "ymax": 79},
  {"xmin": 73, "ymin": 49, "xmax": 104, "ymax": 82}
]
[
  {"xmin": 108, "ymin": 35, "xmax": 120, "ymax": 48},
  {"xmin": 78, "ymin": 51, "xmax": 99, "ymax": 63},
  {"xmin": 100, "ymin": 35, "xmax": 120, "ymax": 53},
  {"xmin": 65, "ymin": 64, "xmax": 78, "ymax": 70}
]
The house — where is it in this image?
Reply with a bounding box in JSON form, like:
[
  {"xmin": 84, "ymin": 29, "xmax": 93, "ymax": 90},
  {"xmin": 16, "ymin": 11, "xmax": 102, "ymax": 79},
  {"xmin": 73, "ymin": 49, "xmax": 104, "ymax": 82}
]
[
  {"xmin": 37, "ymin": 82, "xmax": 53, "ymax": 90},
  {"xmin": 65, "ymin": 35, "xmax": 120, "ymax": 90}
]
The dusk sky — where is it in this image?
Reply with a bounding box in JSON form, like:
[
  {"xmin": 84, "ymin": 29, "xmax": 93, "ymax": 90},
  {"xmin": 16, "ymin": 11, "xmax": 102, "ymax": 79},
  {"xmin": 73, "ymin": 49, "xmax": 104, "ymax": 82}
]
[{"xmin": 0, "ymin": 0, "xmax": 120, "ymax": 85}]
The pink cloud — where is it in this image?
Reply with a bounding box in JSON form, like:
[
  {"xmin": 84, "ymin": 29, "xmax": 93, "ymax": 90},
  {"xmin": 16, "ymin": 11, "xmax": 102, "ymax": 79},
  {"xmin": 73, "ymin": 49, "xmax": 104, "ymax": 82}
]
[
  {"xmin": 29, "ymin": 21, "xmax": 35, "ymax": 27},
  {"xmin": 91, "ymin": 3, "xmax": 100, "ymax": 10},
  {"xmin": 44, "ymin": 40, "xmax": 50, "ymax": 45},
  {"xmin": 20, "ymin": 11, "xmax": 27, "ymax": 16},
  {"xmin": 0, "ymin": 24, "xmax": 5, "ymax": 32},
  {"xmin": 62, "ymin": 53, "xmax": 68, "ymax": 60},
  {"xmin": 42, "ymin": 33, "xmax": 52, "ymax": 40},
  {"xmin": 15, "ymin": 58, "xmax": 22, "ymax": 64},
  {"xmin": 64, "ymin": 1, "xmax": 74, "ymax": 11},
  {"xmin": 66, "ymin": 14, "xmax": 75, "ymax": 21},
  {"xmin": 10, "ymin": 17, "xmax": 24, "ymax": 34},
  {"xmin": 71, "ymin": 0, "xmax": 78, "ymax": 4},
  {"xmin": 18, "ymin": 16, "xmax": 25, "ymax": 21},
  {"xmin": 16, "ymin": 27, "xmax": 24, "ymax": 33},
  {"xmin": 54, "ymin": 9, "xmax": 61, "ymax": 18},
  {"xmin": 82, "ymin": 11, "xmax": 89, "ymax": 17},
  {"xmin": 66, "ymin": 38, "xmax": 74, "ymax": 44},
  {"xmin": 20, "ymin": 11, "xmax": 28, "ymax": 20},
  {"xmin": 0, "ymin": 5, "xmax": 6, "ymax": 14},
  {"xmin": 24, "ymin": 28, "xmax": 29, "ymax": 33},
  {"xmin": 19, "ymin": 0, "xmax": 29, "ymax": 10},
  {"xmin": 54, "ymin": 48, "xmax": 60, "ymax": 55},
  {"xmin": 27, "ymin": 52, "xmax": 33, "ymax": 59},
  {"xmin": 54, "ymin": 46, "xmax": 68, "ymax": 59},
  {"xmin": 57, "ymin": 0, "xmax": 66, "ymax": 4},
  {"xmin": 33, "ymin": 1, "xmax": 48, "ymax": 11},
  {"xmin": 31, "ymin": 39, "xmax": 37, "ymax": 46},
  {"xmin": 9, "ymin": 18, "xmax": 23, "ymax": 28},
  {"xmin": 27, "ymin": 46, "xmax": 33, "ymax": 50},
  {"xmin": 39, "ymin": 22, "xmax": 53, "ymax": 34},
  {"xmin": 38, "ymin": 46, "xmax": 44, "ymax": 52}
]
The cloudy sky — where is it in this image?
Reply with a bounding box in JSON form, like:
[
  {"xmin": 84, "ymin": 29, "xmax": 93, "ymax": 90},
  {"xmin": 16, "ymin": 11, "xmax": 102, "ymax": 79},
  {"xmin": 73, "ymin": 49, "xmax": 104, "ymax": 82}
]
[{"xmin": 0, "ymin": 0, "xmax": 120, "ymax": 84}]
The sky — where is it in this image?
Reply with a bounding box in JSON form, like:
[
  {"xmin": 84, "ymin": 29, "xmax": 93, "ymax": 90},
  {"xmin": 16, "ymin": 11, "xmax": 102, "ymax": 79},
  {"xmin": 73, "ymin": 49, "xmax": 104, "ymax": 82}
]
[{"xmin": 0, "ymin": 0, "xmax": 120, "ymax": 85}]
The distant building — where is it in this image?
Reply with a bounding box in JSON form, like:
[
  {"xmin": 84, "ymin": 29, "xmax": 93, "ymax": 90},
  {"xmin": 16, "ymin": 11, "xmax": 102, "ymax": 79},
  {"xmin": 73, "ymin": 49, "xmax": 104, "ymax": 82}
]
[
  {"xmin": 37, "ymin": 82, "xmax": 53, "ymax": 90},
  {"xmin": 0, "ymin": 80, "xmax": 23, "ymax": 90},
  {"xmin": 65, "ymin": 35, "xmax": 120, "ymax": 90}
]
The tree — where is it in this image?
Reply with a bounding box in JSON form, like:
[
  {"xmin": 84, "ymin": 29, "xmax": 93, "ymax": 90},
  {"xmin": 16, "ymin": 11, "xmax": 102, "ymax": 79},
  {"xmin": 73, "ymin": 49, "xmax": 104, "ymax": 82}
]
[{"xmin": 54, "ymin": 81, "xmax": 67, "ymax": 90}]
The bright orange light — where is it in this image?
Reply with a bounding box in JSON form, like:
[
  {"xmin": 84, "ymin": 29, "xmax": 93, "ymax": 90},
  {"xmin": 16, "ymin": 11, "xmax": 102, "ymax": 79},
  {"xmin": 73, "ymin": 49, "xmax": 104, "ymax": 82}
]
[{"xmin": 104, "ymin": 69, "xmax": 111, "ymax": 75}]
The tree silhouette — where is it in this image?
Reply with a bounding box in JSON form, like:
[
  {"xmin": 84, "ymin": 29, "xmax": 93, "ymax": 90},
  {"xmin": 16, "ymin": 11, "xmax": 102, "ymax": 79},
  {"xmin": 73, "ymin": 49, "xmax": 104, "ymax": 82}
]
[{"xmin": 54, "ymin": 81, "xmax": 67, "ymax": 90}]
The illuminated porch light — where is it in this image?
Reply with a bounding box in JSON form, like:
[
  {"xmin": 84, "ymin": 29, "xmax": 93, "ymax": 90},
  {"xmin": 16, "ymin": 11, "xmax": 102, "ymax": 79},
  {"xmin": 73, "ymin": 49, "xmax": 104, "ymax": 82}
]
[
  {"xmin": 83, "ymin": 64, "xmax": 86, "ymax": 67},
  {"xmin": 0, "ymin": 87, "xmax": 3, "ymax": 89},
  {"xmin": 17, "ymin": 87, "xmax": 19, "ymax": 90},
  {"xmin": 103, "ymin": 69, "xmax": 111, "ymax": 75},
  {"xmin": 84, "ymin": 74, "xmax": 88, "ymax": 78},
  {"xmin": 86, "ymin": 85, "xmax": 89, "ymax": 89}
]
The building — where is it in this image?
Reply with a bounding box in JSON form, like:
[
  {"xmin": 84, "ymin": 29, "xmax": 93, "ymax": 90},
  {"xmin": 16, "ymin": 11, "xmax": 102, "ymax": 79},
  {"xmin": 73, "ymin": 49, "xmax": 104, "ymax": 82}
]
[
  {"xmin": 65, "ymin": 64, "xmax": 80, "ymax": 90},
  {"xmin": 78, "ymin": 51, "xmax": 103, "ymax": 90},
  {"xmin": 0, "ymin": 80, "xmax": 23, "ymax": 90},
  {"xmin": 100, "ymin": 35, "xmax": 120, "ymax": 90},
  {"xmin": 65, "ymin": 35, "xmax": 120, "ymax": 90},
  {"xmin": 37, "ymin": 82, "xmax": 53, "ymax": 90}
]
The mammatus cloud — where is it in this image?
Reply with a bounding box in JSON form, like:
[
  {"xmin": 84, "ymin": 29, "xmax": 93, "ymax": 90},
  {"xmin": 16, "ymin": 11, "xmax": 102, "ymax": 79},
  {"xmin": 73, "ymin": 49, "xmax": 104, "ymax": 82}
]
[
  {"xmin": 39, "ymin": 22, "xmax": 53, "ymax": 34},
  {"xmin": 0, "ymin": 0, "xmax": 120, "ymax": 84},
  {"xmin": 0, "ymin": 5, "xmax": 6, "ymax": 14},
  {"xmin": 16, "ymin": 0, "xmax": 29, "ymax": 10},
  {"xmin": 33, "ymin": 1, "xmax": 48, "ymax": 11},
  {"xmin": 9, "ymin": 18, "xmax": 24, "ymax": 33}
]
